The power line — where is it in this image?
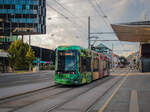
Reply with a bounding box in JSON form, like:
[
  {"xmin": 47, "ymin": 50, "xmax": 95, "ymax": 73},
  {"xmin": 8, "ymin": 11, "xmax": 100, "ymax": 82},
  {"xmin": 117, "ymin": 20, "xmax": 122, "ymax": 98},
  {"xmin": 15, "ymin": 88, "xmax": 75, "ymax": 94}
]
[
  {"xmin": 53, "ymin": 0, "xmax": 98, "ymax": 32},
  {"xmin": 53, "ymin": 0, "xmax": 74, "ymax": 17},
  {"xmin": 94, "ymin": 0, "xmax": 111, "ymax": 28},
  {"xmin": 46, "ymin": 3, "xmax": 86, "ymax": 36},
  {"xmin": 90, "ymin": 40, "xmax": 119, "ymax": 41},
  {"xmin": 94, "ymin": 0, "xmax": 114, "ymax": 32},
  {"xmin": 88, "ymin": 0, "xmax": 111, "ymax": 31},
  {"xmin": 48, "ymin": 15, "xmax": 98, "ymax": 19},
  {"xmin": 95, "ymin": 0, "xmax": 106, "ymax": 17},
  {"xmin": 94, "ymin": 0, "xmax": 111, "ymax": 26},
  {"xmin": 88, "ymin": 0, "xmax": 103, "ymax": 17},
  {"xmin": 46, "ymin": 4, "xmax": 68, "ymax": 19}
]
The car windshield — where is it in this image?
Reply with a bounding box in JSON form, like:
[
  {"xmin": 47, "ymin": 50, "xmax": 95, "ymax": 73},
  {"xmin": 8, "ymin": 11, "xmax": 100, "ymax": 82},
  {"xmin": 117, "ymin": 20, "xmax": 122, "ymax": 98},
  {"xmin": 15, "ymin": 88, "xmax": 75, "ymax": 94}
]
[{"xmin": 57, "ymin": 51, "xmax": 77, "ymax": 72}]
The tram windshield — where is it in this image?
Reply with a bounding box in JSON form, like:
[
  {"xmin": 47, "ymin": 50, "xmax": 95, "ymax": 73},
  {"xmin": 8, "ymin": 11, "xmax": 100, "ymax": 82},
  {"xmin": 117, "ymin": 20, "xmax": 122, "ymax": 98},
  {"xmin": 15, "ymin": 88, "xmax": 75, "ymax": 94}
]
[{"xmin": 57, "ymin": 51, "xmax": 77, "ymax": 72}]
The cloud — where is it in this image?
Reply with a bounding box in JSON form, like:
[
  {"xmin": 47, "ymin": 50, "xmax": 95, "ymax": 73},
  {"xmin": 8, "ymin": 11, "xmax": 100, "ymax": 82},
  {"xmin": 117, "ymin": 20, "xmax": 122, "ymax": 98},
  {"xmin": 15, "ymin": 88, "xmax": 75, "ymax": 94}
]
[{"xmin": 23, "ymin": 0, "xmax": 147, "ymax": 56}]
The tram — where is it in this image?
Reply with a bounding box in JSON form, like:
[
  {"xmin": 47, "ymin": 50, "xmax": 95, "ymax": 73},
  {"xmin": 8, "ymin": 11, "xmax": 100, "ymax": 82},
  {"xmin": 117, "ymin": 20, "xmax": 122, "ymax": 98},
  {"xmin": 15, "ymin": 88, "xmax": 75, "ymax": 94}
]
[{"xmin": 55, "ymin": 45, "xmax": 110, "ymax": 85}]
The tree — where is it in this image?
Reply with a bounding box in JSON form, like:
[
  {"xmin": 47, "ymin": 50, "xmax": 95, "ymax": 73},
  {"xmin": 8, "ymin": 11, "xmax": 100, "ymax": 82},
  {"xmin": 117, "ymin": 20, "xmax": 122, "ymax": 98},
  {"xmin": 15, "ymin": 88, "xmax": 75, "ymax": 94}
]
[
  {"xmin": 8, "ymin": 41, "xmax": 17, "ymax": 72},
  {"xmin": 26, "ymin": 47, "xmax": 36, "ymax": 71},
  {"xmin": 14, "ymin": 40, "xmax": 29, "ymax": 69},
  {"xmin": 119, "ymin": 56, "xmax": 128, "ymax": 67},
  {"xmin": 8, "ymin": 39, "xmax": 35, "ymax": 72}
]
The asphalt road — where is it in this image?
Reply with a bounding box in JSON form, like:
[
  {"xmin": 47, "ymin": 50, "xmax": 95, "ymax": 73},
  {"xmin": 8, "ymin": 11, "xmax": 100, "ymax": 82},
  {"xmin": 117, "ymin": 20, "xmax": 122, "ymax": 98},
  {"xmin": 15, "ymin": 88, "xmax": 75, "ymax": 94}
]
[
  {"xmin": 0, "ymin": 71, "xmax": 54, "ymax": 88},
  {"xmin": 1, "ymin": 68, "xmax": 150, "ymax": 112},
  {"xmin": 0, "ymin": 68, "xmax": 126, "ymax": 112}
]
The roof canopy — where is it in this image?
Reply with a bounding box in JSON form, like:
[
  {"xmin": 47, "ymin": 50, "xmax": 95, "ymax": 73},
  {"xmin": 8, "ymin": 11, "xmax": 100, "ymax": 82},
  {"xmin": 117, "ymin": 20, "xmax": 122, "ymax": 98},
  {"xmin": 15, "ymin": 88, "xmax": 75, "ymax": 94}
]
[{"xmin": 111, "ymin": 21, "xmax": 150, "ymax": 42}]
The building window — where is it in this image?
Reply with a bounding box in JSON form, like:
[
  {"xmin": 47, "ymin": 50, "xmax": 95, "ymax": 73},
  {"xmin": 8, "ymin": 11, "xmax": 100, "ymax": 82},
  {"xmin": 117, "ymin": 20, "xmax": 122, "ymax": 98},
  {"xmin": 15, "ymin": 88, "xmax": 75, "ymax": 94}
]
[
  {"xmin": 22, "ymin": 5, "xmax": 26, "ymax": 10},
  {"xmin": 26, "ymin": 5, "xmax": 30, "ymax": 10},
  {"xmin": 15, "ymin": 5, "xmax": 22, "ymax": 10},
  {"xmin": 93, "ymin": 58, "xmax": 99, "ymax": 72}
]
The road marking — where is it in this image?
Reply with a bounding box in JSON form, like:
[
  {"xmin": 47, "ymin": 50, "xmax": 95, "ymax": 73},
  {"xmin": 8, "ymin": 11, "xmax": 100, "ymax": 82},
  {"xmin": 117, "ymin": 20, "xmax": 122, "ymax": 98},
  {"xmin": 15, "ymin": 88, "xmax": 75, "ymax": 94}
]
[
  {"xmin": 129, "ymin": 90, "xmax": 139, "ymax": 112},
  {"xmin": 98, "ymin": 74, "xmax": 128, "ymax": 112}
]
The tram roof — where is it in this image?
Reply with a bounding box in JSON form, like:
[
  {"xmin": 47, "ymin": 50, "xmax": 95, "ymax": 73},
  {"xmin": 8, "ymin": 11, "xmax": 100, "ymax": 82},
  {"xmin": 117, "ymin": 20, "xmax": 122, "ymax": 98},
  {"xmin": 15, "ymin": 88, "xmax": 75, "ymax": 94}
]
[
  {"xmin": 57, "ymin": 45, "xmax": 84, "ymax": 50},
  {"xmin": 111, "ymin": 21, "xmax": 150, "ymax": 42}
]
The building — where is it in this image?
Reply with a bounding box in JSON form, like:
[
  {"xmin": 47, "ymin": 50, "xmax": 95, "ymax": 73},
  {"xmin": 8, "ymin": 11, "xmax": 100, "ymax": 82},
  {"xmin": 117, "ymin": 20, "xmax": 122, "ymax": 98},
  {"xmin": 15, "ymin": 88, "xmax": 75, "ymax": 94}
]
[
  {"xmin": 111, "ymin": 21, "xmax": 150, "ymax": 72},
  {"xmin": 0, "ymin": 0, "xmax": 46, "ymax": 72},
  {"xmin": 91, "ymin": 43, "xmax": 113, "ymax": 59},
  {"xmin": 0, "ymin": 42, "xmax": 55, "ymax": 72},
  {"xmin": 0, "ymin": 0, "xmax": 46, "ymax": 36},
  {"xmin": 91, "ymin": 43, "xmax": 120, "ymax": 68},
  {"xmin": 31, "ymin": 46, "xmax": 55, "ymax": 65},
  {"xmin": 0, "ymin": 36, "xmax": 18, "ymax": 72}
]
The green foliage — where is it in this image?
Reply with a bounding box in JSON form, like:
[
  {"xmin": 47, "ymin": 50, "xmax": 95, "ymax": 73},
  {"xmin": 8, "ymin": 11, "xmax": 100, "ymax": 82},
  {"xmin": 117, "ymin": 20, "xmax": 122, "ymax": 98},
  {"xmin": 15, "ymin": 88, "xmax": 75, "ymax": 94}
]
[
  {"xmin": 8, "ymin": 39, "xmax": 35, "ymax": 71},
  {"xmin": 26, "ymin": 47, "xmax": 36, "ymax": 64},
  {"xmin": 119, "ymin": 56, "xmax": 128, "ymax": 65},
  {"xmin": 8, "ymin": 42, "xmax": 17, "ymax": 71},
  {"xmin": 26, "ymin": 47, "xmax": 36, "ymax": 71}
]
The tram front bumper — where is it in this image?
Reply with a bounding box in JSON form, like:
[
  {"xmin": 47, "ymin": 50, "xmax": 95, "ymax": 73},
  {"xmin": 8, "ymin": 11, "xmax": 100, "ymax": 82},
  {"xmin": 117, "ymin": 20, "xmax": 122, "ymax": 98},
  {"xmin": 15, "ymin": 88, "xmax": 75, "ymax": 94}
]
[
  {"xmin": 55, "ymin": 79, "xmax": 79, "ymax": 85},
  {"xmin": 55, "ymin": 73, "xmax": 80, "ymax": 85}
]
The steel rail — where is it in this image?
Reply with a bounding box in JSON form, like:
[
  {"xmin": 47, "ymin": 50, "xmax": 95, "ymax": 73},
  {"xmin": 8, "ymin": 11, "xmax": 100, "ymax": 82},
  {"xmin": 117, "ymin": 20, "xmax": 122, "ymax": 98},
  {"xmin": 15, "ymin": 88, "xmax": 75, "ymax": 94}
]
[
  {"xmin": 0, "ymin": 84, "xmax": 60, "ymax": 104},
  {"xmin": 9, "ymin": 86, "xmax": 74, "ymax": 112},
  {"xmin": 85, "ymin": 70, "xmax": 129, "ymax": 112},
  {"xmin": 45, "ymin": 76, "xmax": 114, "ymax": 112}
]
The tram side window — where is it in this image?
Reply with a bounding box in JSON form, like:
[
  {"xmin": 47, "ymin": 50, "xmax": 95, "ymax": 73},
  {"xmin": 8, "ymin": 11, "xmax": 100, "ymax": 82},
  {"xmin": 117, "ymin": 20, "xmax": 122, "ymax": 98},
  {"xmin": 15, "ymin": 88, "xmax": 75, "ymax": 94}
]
[
  {"xmin": 93, "ymin": 58, "xmax": 99, "ymax": 72},
  {"xmin": 57, "ymin": 54, "xmax": 65, "ymax": 71},
  {"xmin": 80, "ymin": 56, "xmax": 86, "ymax": 72},
  {"xmin": 86, "ymin": 57, "xmax": 91, "ymax": 72},
  {"xmin": 80, "ymin": 57, "xmax": 91, "ymax": 72},
  {"xmin": 103, "ymin": 61, "xmax": 107, "ymax": 70},
  {"xmin": 106, "ymin": 61, "xmax": 110, "ymax": 69}
]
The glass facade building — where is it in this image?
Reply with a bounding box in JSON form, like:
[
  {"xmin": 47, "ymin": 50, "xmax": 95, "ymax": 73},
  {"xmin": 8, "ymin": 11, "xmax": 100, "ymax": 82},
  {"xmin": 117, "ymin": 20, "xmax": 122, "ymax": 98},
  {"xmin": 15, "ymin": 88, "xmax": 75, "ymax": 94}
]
[{"xmin": 0, "ymin": 0, "xmax": 46, "ymax": 36}]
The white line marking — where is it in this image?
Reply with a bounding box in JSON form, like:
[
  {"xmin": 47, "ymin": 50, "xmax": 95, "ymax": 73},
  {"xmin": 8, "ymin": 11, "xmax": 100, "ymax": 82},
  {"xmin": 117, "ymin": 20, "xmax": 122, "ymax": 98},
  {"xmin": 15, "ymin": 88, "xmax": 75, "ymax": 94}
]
[
  {"xmin": 129, "ymin": 90, "xmax": 139, "ymax": 112},
  {"xmin": 98, "ymin": 73, "xmax": 128, "ymax": 112}
]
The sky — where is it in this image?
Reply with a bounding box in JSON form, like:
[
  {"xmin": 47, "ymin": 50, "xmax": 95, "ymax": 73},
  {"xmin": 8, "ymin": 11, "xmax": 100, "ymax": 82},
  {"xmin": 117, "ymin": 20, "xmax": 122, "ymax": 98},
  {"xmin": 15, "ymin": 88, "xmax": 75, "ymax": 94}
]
[{"xmin": 23, "ymin": 0, "xmax": 150, "ymax": 56}]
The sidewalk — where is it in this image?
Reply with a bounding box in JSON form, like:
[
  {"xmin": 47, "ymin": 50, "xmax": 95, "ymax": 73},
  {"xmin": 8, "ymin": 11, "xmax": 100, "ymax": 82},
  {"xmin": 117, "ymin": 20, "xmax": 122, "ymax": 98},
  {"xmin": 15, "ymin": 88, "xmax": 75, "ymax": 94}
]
[
  {"xmin": 0, "ymin": 80, "xmax": 55, "ymax": 100},
  {"xmin": 94, "ymin": 71, "xmax": 150, "ymax": 112},
  {"xmin": 0, "ymin": 70, "xmax": 53, "ymax": 76}
]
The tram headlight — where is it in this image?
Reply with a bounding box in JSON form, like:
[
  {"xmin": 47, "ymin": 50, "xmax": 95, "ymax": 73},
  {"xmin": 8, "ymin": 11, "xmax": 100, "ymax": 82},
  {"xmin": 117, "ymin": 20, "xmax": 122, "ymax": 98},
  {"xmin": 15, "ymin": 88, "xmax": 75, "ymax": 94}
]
[{"xmin": 75, "ymin": 81, "xmax": 78, "ymax": 84}]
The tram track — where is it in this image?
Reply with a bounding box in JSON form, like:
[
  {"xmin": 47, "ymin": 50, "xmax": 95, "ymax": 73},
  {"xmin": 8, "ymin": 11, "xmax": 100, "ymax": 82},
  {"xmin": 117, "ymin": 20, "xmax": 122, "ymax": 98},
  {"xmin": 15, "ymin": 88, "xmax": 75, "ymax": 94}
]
[
  {"xmin": 45, "ymin": 76, "xmax": 115, "ymax": 112},
  {"xmin": 46, "ymin": 71, "xmax": 129, "ymax": 112},
  {"xmin": 0, "ymin": 84, "xmax": 60, "ymax": 104},
  {"xmin": 8, "ymin": 86, "xmax": 74, "ymax": 112},
  {"xmin": 0, "ymin": 70, "xmax": 128, "ymax": 112},
  {"xmin": 84, "ymin": 71, "xmax": 129, "ymax": 112},
  {"xmin": 3, "ymin": 76, "xmax": 114, "ymax": 112}
]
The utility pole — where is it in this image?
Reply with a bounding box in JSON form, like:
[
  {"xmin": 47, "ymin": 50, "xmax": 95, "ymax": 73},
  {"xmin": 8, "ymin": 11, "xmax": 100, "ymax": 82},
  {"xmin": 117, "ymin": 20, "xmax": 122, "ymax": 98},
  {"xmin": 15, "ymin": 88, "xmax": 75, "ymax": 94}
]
[
  {"xmin": 112, "ymin": 43, "xmax": 114, "ymax": 71},
  {"xmin": 144, "ymin": 12, "xmax": 147, "ymax": 21},
  {"xmin": 29, "ymin": 35, "xmax": 31, "ymax": 47},
  {"xmin": 22, "ymin": 35, "xmax": 24, "ymax": 42},
  {"xmin": 88, "ymin": 16, "xmax": 91, "ymax": 49}
]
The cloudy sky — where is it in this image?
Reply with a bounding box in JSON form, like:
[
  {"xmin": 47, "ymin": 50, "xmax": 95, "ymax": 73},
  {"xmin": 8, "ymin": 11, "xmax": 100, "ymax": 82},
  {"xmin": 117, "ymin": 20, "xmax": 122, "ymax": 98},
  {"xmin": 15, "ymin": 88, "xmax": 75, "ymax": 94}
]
[{"xmin": 24, "ymin": 0, "xmax": 150, "ymax": 56}]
